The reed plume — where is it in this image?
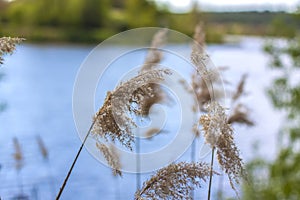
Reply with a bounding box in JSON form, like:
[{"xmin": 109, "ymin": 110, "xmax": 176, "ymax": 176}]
[
  {"xmin": 132, "ymin": 29, "xmax": 168, "ymax": 116},
  {"xmin": 191, "ymin": 23, "xmax": 206, "ymax": 60},
  {"xmin": 190, "ymin": 23, "xmax": 251, "ymax": 199},
  {"xmin": 13, "ymin": 137, "xmax": 24, "ymax": 170},
  {"xmin": 92, "ymin": 68, "xmax": 171, "ymax": 150},
  {"xmin": 96, "ymin": 142, "xmax": 122, "ymax": 177},
  {"xmin": 57, "ymin": 69, "xmax": 172, "ymax": 199},
  {"xmin": 228, "ymin": 74, "xmax": 254, "ymax": 126},
  {"xmin": 135, "ymin": 162, "xmax": 212, "ymax": 200},
  {"xmin": 144, "ymin": 128, "xmax": 163, "ymax": 139},
  {"xmin": 131, "ymin": 29, "xmax": 169, "ymax": 191},
  {"xmin": 232, "ymin": 74, "xmax": 247, "ymax": 102},
  {"xmin": 191, "ymin": 24, "xmax": 224, "ymax": 84},
  {"xmin": 36, "ymin": 135, "xmax": 49, "ymax": 160},
  {"xmin": 12, "ymin": 137, "xmax": 26, "ymax": 196},
  {"xmin": 228, "ymin": 104, "xmax": 254, "ymax": 126},
  {"xmin": 0, "ymin": 37, "xmax": 24, "ymax": 65},
  {"xmin": 199, "ymin": 101, "xmax": 246, "ymax": 196},
  {"xmin": 140, "ymin": 28, "xmax": 167, "ymax": 72},
  {"xmin": 190, "ymin": 23, "xmax": 224, "ymax": 113}
]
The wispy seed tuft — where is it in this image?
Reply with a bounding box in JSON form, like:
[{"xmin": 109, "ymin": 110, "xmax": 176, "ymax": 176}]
[
  {"xmin": 96, "ymin": 142, "xmax": 122, "ymax": 177},
  {"xmin": 0, "ymin": 37, "xmax": 24, "ymax": 65},
  {"xmin": 135, "ymin": 162, "xmax": 213, "ymax": 200},
  {"xmin": 199, "ymin": 101, "xmax": 246, "ymax": 195}
]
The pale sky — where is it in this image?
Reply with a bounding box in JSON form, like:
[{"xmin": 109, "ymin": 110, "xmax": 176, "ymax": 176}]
[{"xmin": 155, "ymin": 0, "xmax": 300, "ymax": 12}]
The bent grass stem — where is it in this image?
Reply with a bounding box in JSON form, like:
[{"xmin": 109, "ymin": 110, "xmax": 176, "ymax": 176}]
[{"xmin": 56, "ymin": 121, "xmax": 95, "ymax": 200}]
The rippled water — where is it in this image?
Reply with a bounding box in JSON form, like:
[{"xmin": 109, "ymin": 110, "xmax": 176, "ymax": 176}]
[{"xmin": 0, "ymin": 37, "xmax": 284, "ymax": 199}]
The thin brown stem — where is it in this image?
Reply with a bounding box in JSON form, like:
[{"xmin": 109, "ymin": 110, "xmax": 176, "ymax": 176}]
[
  {"xmin": 56, "ymin": 121, "xmax": 95, "ymax": 200},
  {"xmin": 136, "ymin": 135, "xmax": 141, "ymax": 191},
  {"xmin": 207, "ymin": 147, "xmax": 215, "ymax": 200},
  {"xmin": 191, "ymin": 139, "xmax": 196, "ymax": 199}
]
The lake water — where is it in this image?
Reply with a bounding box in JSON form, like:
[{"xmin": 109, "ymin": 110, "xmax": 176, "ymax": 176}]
[{"xmin": 0, "ymin": 37, "xmax": 284, "ymax": 199}]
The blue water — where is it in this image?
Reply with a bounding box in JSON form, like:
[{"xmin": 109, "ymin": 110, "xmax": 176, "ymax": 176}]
[{"xmin": 0, "ymin": 38, "xmax": 284, "ymax": 199}]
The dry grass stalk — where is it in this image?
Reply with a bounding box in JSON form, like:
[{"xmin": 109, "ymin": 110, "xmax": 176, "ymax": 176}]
[
  {"xmin": 96, "ymin": 142, "xmax": 122, "ymax": 177},
  {"xmin": 199, "ymin": 101, "xmax": 246, "ymax": 195},
  {"xmin": 229, "ymin": 74, "xmax": 254, "ymax": 126},
  {"xmin": 192, "ymin": 73, "xmax": 212, "ymax": 112},
  {"xmin": 192, "ymin": 123, "xmax": 201, "ymax": 137},
  {"xmin": 36, "ymin": 135, "xmax": 49, "ymax": 160},
  {"xmin": 140, "ymin": 29, "xmax": 167, "ymax": 72},
  {"xmin": 232, "ymin": 74, "xmax": 247, "ymax": 102},
  {"xmin": 92, "ymin": 69, "xmax": 171, "ymax": 150},
  {"xmin": 135, "ymin": 162, "xmax": 212, "ymax": 200},
  {"xmin": 133, "ymin": 30, "xmax": 168, "ymax": 191},
  {"xmin": 191, "ymin": 23, "xmax": 212, "ymax": 82},
  {"xmin": 190, "ymin": 23, "xmax": 225, "ymax": 114},
  {"xmin": 57, "ymin": 34, "xmax": 170, "ymax": 198},
  {"xmin": 228, "ymin": 104, "xmax": 254, "ymax": 126},
  {"xmin": 191, "ymin": 65, "xmax": 226, "ymax": 113},
  {"xmin": 132, "ymin": 29, "xmax": 168, "ymax": 116},
  {"xmin": 0, "ymin": 37, "xmax": 24, "ymax": 65},
  {"xmin": 193, "ymin": 23, "xmax": 206, "ymax": 53},
  {"xmin": 144, "ymin": 128, "xmax": 160, "ymax": 139},
  {"xmin": 190, "ymin": 23, "xmax": 211, "ymax": 114},
  {"xmin": 13, "ymin": 137, "xmax": 23, "ymax": 170},
  {"xmin": 131, "ymin": 83, "xmax": 165, "ymax": 116},
  {"xmin": 144, "ymin": 128, "xmax": 166, "ymax": 139}
]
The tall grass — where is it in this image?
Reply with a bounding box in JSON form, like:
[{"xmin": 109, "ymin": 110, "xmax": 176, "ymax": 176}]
[
  {"xmin": 55, "ymin": 25, "xmax": 253, "ymax": 199},
  {"xmin": 0, "ymin": 31, "xmax": 252, "ymax": 200}
]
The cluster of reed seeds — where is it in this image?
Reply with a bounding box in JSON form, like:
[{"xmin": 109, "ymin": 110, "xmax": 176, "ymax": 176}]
[
  {"xmin": 90, "ymin": 25, "xmax": 254, "ymax": 200},
  {"xmin": 0, "ymin": 37, "xmax": 24, "ymax": 65}
]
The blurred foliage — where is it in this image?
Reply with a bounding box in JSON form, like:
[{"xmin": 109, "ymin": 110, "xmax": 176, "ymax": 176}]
[
  {"xmin": 269, "ymin": 16, "xmax": 296, "ymax": 38},
  {"xmin": 0, "ymin": 0, "xmax": 300, "ymax": 43},
  {"xmin": 243, "ymin": 33, "xmax": 300, "ymax": 199},
  {"xmin": 125, "ymin": 0, "xmax": 159, "ymax": 28},
  {"xmin": 0, "ymin": 0, "xmax": 167, "ymax": 42}
]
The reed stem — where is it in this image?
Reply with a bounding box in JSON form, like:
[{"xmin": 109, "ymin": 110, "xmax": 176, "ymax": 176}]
[
  {"xmin": 191, "ymin": 139, "xmax": 196, "ymax": 199},
  {"xmin": 136, "ymin": 134, "xmax": 141, "ymax": 191},
  {"xmin": 207, "ymin": 147, "xmax": 215, "ymax": 200},
  {"xmin": 56, "ymin": 121, "xmax": 95, "ymax": 200}
]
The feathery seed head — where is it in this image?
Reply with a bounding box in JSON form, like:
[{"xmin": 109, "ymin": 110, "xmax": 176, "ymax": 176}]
[
  {"xmin": 13, "ymin": 137, "xmax": 24, "ymax": 170},
  {"xmin": 36, "ymin": 135, "xmax": 49, "ymax": 160},
  {"xmin": 136, "ymin": 29, "xmax": 169, "ymax": 116},
  {"xmin": 0, "ymin": 37, "xmax": 24, "ymax": 65},
  {"xmin": 96, "ymin": 142, "xmax": 122, "ymax": 177},
  {"xmin": 141, "ymin": 29, "xmax": 168, "ymax": 72},
  {"xmin": 135, "ymin": 162, "xmax": 213, "ymax": 200},
  {"xmin": 199, "ymin": 101, "xmax": 229, "ymax": 147},
  {"xmin": 199, "ymin": 101, "xmax": 246, "ymax": 195},
  {"xmin": 232, "ymin": 74, "xmax": 247, "ymax": 102},
  {"xmin": 228, "ymin": 104, "xmax": 254, "ymax": 126},
  {"xmin": 92, "ymin": 69, "xmax": 172, "ymax": 150}
]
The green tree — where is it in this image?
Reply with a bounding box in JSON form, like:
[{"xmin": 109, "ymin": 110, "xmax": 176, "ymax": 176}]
[
  {"xmin": 79, "ymin": 0, "xmax": 110, "ymax": 28},
  {"xmin": 269, "ymin": 16, "xmax": 296, "ymax": 38},
  {"xmin": 59, "ymin": 0, "xmax": 83, "ymax": 27},
  {"xmin": 125, "ymin": 0, "xmax": 159, "ymax": 28},
  {"xmin": 5, "ymin": 0, "xmax": 110, "ymax": 28},
  {"xmin": 243, "ymin": 36, "xmax": 300, "ymax": 199}
]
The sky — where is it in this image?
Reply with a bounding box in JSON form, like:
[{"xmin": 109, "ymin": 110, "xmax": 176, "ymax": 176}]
[{"xmin": 155, "ymin": 0, "xmax": 300, "ymax": 12}]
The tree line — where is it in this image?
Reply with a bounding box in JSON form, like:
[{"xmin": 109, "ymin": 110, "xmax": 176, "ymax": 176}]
[
  {"xmin": 0, "ymin": 0, "xmax": 164, "ymax": 29},
  {"xmin": 0, "ymin": 0, "xmax": 299, "ymax": 43}
]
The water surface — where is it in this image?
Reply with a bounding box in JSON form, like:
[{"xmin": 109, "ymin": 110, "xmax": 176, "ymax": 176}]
[{"xmin": 0, "ymin": 37, "xmax": 283, "ymax": 199}]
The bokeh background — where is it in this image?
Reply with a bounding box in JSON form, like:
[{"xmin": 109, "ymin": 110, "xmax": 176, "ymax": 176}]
[{"xmin": 1, "ymin": 0, "xmax": 300, "ymax": 199}]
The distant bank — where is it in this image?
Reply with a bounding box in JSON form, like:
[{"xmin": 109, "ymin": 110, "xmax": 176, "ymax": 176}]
[{"xmin": 1, "ymin": 11, "xmax": 299, "ymax": 44}]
